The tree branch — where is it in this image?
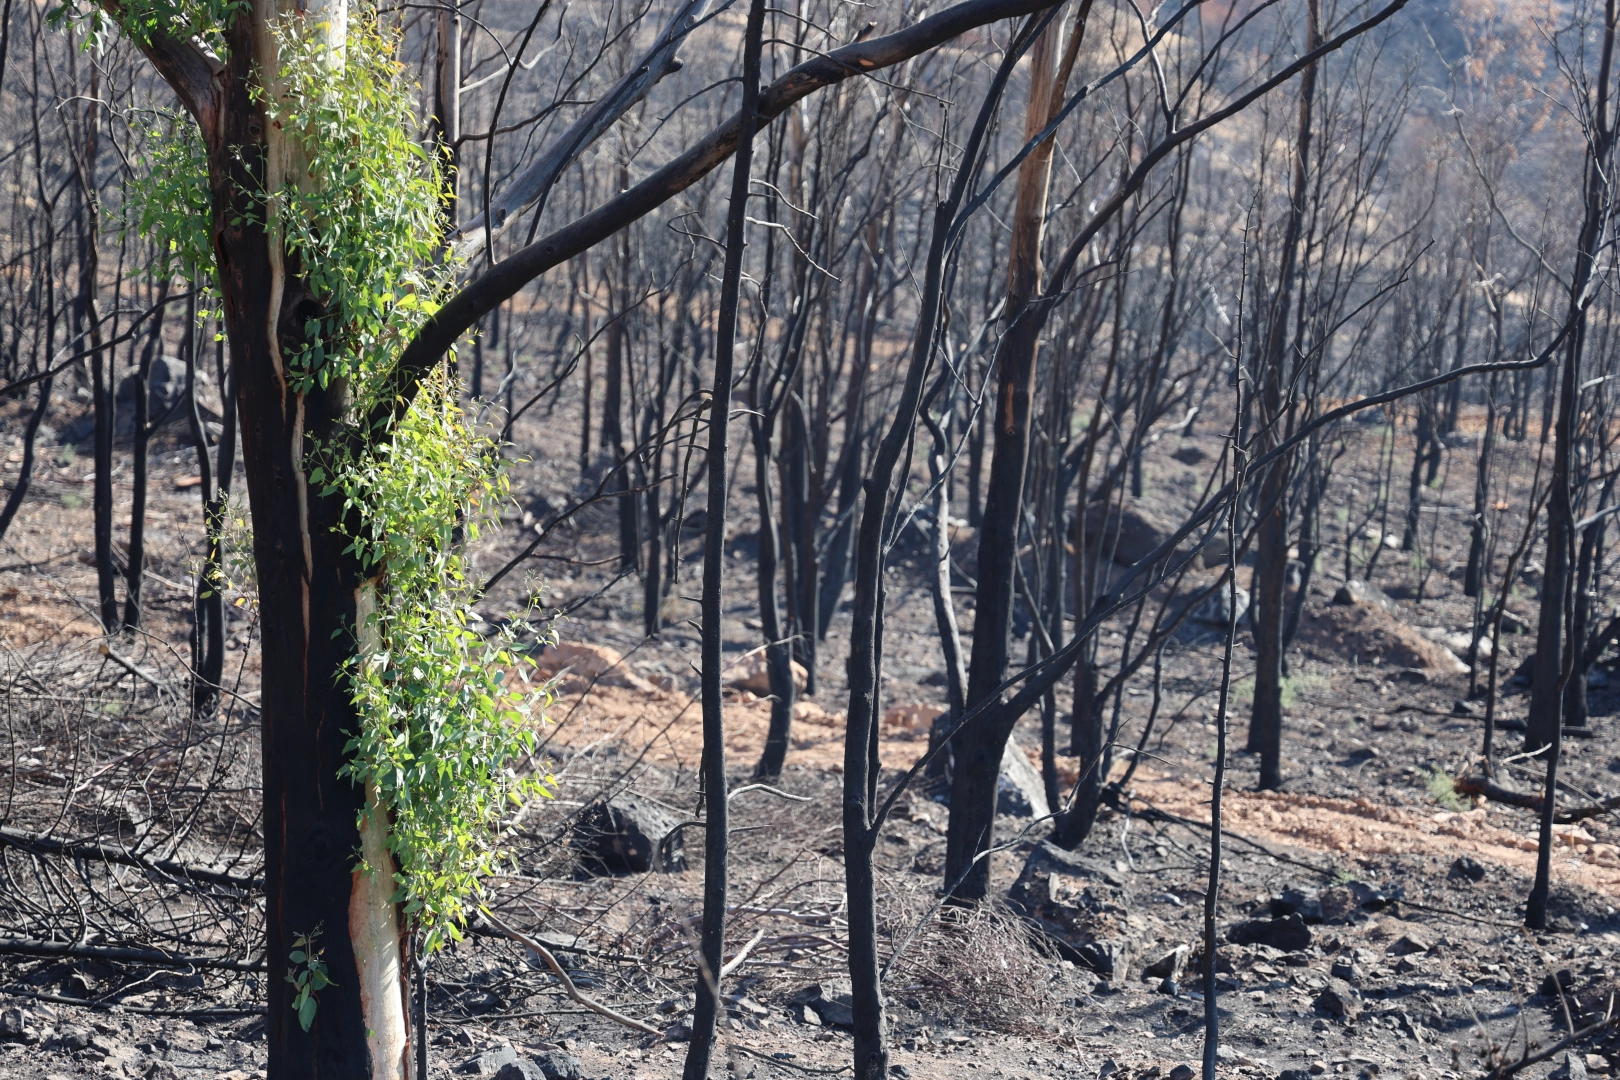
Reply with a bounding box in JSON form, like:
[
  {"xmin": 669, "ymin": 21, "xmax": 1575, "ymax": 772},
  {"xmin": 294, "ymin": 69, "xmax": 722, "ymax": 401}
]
[
  {"xmin": 102, "ymin": 4, "xmax": 222, "ymax": 137},
  {"xmin": 372, "ymin": 0, "xmax": 1065, "ymax": 437}
]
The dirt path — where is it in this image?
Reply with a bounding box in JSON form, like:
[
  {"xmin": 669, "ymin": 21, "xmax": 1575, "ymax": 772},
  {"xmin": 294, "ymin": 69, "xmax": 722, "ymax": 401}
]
[{"xmin": 1131, "ymin": 769, "xmax": 1620, "ymax": 901}]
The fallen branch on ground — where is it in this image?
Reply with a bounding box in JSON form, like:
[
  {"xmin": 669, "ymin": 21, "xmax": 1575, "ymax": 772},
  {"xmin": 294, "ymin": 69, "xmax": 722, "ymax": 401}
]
[
  {"xmin": 479, "ymin": 912, "xmax": 661, "ymax": 1036},
  {"xmin": 1452, "ymin": 776, "xmax": 1620, "ymax": 823},
  {"xmin": 0, "ymin": 936, "xmax": 263, "ymax": 971},
  {"xmin": 0, "ymin": 825, "xmax": 262, "ymax": 890}
]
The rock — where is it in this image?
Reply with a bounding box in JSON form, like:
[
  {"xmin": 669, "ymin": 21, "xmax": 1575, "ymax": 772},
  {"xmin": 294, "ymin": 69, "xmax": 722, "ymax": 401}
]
[
  {"xmin": 1199, "ymin": 533, "xmax": 1234, "ymax": 568},
  {"xmin": 1452, "ymin": 699, "xmax": 1482, "ymax": 717},
  {"xmin": 537, "ymin": 642, "xmax": 656, "ymax": 693},
  {"xmin": 882, "ymin": 703, "xmax": 943, "ymax": 738},
  {"xmin": 1142, "ymin": 945, "xmax": 1190, "ymax": 981},
  {"xmin": 1008, "ymin": 842, "xmax": 1132, "ymax": 976},
  {"xmin": 1313, "ymin": 980, "xmax": 1360, "ymax": 1020},
  {"xmin": 1191, "ymin": 581, "xmax": 1251, "ymax": 626},
  {"xmin": 534, "ymin": 1051, "xmax": 583, "ymax": 1080},
  {"xmin": 1541, "ymin": 969, "xmax": 1575, "ymax": 997},
  {"xmin": 1297, "ymin": 601, "xmax": 1467, "ymax": 675},
  {"xmin": 1446, "ymin": 856, "xmax": 1486, "ymax": 883},
  {"xmin": 1008, "ymin": 841, "xmax": 1125, "ymax": 910},
  {"xmin": 0, "ymin": 1009, "xmax": 26, "ymax": 1042},
  {"xmin": 1169, "ymin": 1066, "xmax": 1196, "ymax": 1080},
  {"xmin": 1097, "ymin": 1061, "xmax": 1120, "ymax": 1080},
  {"xmin": 1318, "ymin": 886, "xmax": 1363, "ymax": 923},
  {"xmin": 493, "ymin": 1063, "xmax": 544, "ymax": 1080},
  {"xmin": 1388, "ymin": 934, "xmax": 1429, "ymax": 957},
  {"xmin": 1508, "ymin": 654, "xmax": 1537, "ymax": 686},
  {"xmin": 791, "ymin": 981, "xmax": 854, "ymax": 1028},
  {"xmin": 1270, "ymin": 886, "xmax": 1324, "ymax": 923},
  {"xmin": 997, "ymin": 734, "xmax": 1049, "ymax": 818},
  {"xmin": 145, "ymin": 1064, "xmax": 182, "ymax": 1080},
  {"xmin": 1157, "ymin": 977, "xmax": 1179, "ymax": 995},
  {"xmin": 115, "ymin": 355, "xmax": 189, "ymax": 433},
  {"xmin": 1333, "ymin": 579, "xmax": 1396, "ymax": 612},
  {"xmin": 49, "ymin": 1025, "xmax": 94, "ymax": 1052},
  {"xmin": 1500, "ymin": 609, "xmax": 1532, "ymax": 634},
  {"xmin": 890, "ymin": 1067, "xmax": 913, "ymax": 1079},
  {"xmin": 1440, "ymin": 631, "xmax": 1489, "ymax": 659},
  {"xmin": 1330, "ymin": 959, "xmax": 1361, "ymax": 983},
  {"xmin": 1081, "ymin": 501, "xmax": 1175, "ymax": 566},
  {"xmin": 723, "ymin": 652, "xmax": 809, "ymax": 694},
  {"xmin": 1278, "ymin": 1071, "xmax": 1316, "ymax": 1080},
  {"xmin": 571, "ymin": 792, "xmax": 687, "ymax": 874},
  {"xmin": 1228, "ymin": 914, "xmax": 1312, "ymax": 952},
  {"xmin": 1586, "ymin": 1054, "xmax": 1609, "ymax": 1075},
  {"xmin": 1074, "ymin": 939, "xmax": 1133, "ymax": 981},
  {"xmin": 1551, "ymin": 1052, "xmax": 1591, "ymax": 1080}
]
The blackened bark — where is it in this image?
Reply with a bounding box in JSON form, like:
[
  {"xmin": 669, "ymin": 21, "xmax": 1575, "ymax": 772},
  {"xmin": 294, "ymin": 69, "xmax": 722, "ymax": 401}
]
[
  {"xmin": 752, "ymin": 411, "xmax": 797, "ymax": 778},
  {"xmin": 606, "ymin": 197, "xmax": 640, "ymax": 572},
  {"xmin": 947, "ymin": 314, "xmax": 1043, "ymax": 899},
  {"xmin": 1528, "ymin": 0, "xmax": 1615, "ymax": 920},
  {"xmin": 1465, "ymin": 370, "xmax": 1499, "ymax": 598},
  {"xmin": 1248, "ymin": 0, "xmax": 1317, "ymax": 791},
  {"xmin": 682, "ymin": 0, "xmax": 763, "ymax": 1071},
  {"xmin": 206, "ymin": 15, "xmax": 396, "ymax": 1073},
  {"xmin": 1283, "ymin": 445, "xmax": 1324, "ymax": 652},
  {"xmin": 947, "ymin": 8, "xmax": 1070, "ymax": 900},
  {"xmin": 1401, "ymin": 398, "xmax": 1433, "ymax": 550},
  {"xmin": 123, "ymin": 282, "xmax": 169, "ymax": 632},
  {"xmin": 0, "ymin": 190, "xmax": 58, "ymax": 546},
  {"xmin": 966, "ymin": 359, "xmax": 986, "ymax": 527},
  {"xmin": 1565, "ymin": 515, "xmax": 1605, "ymax": 729},
  {"xmin": 782, "ymin": 397, "xmax": 817, "ymax": 692},
  {"xmin": 193, "ymin": 323, "xmax": 236, "ymax": 715},
  {"xmin": 921, "ymin": 404, "xmax": 967, "ymax": 782},
  {"xmin": 79, "ymin": 64, "xmax": 118, "ymax": 634},
  {"xmin": 182, "ymin": 294, "xmax": 219, "ymax": 712},
  {"xmin": 1055, "ymin": 641, "xmax": 1099, "ymax": 846},
  {"xmin": 818, "ymin": 265, "xmax": 874, "ymax": 636},
  {"xmin": 0, "ymin": 374, "xmax": 53, "ymax": 545},
  {"xmin": 839, "ymin": 16, "xmax": 1043, "ymax": 1072}
]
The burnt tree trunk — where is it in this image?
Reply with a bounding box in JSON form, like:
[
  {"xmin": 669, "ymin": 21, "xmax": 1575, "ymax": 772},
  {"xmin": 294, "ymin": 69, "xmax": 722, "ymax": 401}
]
[
  {"xmin": 80, "ymin": 63, "xmax": 118, "ymax": 634},
  {"xmin": 123, "ymin": 281, "xmax": 170, "ymax": 632},
  {"xmin": 948, "ymin": 9, "xmax": 1070, "ymax": 900},
  {"xmin": 1465, "ymin": 369, "xmax": 1499, "ymax": 598},
  {"xmin": 682, "ymin": 0, "xmax": 763, "ymax": 1070},
  {"xmin": 1248, "ymin": 0, "xmax": 1317, "ymax": 791},
  {"xmin": 1527, "ymin": 0, "xmax": 1616, "ymax": 925}
]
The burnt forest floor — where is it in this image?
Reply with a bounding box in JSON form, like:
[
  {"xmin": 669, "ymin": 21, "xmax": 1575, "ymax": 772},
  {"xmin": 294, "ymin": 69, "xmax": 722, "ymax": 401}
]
[{"xmin": 2, "ymin": 401, "xmax": 1620, "ymax": 1080}]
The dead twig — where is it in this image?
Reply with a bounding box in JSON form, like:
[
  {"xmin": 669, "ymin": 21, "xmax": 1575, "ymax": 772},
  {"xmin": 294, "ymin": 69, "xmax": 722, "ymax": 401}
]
[
  {"xmin": 1482, "ymin": 1007, "xmax": 1618, "ymax": 1079},
  {"xmin": 480, "ymin": 911, "xmax": 661, "ymax": 1036},
  {"xmin": 0, "ymin": 936, "xmax": 264, "ymax": 971}
]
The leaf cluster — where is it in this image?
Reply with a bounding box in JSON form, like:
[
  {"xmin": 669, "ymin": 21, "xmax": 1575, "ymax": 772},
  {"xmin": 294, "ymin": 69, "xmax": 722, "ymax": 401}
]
[
  {"xmin": 317, "ymin": 368, "xmax": 555, "ymax": 953},
  {"xmin": 286, "ymin": 924, "xmax": 333, "ymax": 1032},
  {"xmin": 260, "ymin": 14, "xmax": 451, "ymax": 395}
]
